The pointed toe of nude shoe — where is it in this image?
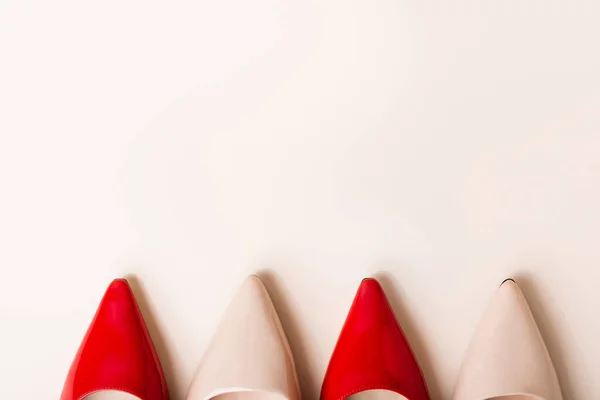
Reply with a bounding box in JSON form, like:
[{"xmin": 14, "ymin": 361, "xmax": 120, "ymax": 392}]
[
  {"xmin": 186, "ymin": 275, "xmax": 300, "ymax": 400},
  {"xmin": 453, "ymin": 279, "xmax": 563, "ymax": 400}
]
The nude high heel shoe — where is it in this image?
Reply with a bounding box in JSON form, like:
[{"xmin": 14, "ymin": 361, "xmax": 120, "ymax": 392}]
[
  {"xmin": 453, "ymin": 279, "xmax": 563, "ymax": 400},
  {"xmin": 186, "ymin": 275, "xmax": 300, "ymax": 400},
  {"xmin": 321, "ymin": 278, "xmax": 430, "ymax": 400},
  {"xmin": 60, "ymin": 279, "xmax": 169, "ymax": 400}
]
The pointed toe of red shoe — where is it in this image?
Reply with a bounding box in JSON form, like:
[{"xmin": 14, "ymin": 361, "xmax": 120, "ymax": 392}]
[
  {"xmin": 60, "ymin": 279, "xmax": 169, "ymax": 400},
  {"xmin": 321, "ymin": 278, "xmax": 429, "ymax": 400}
]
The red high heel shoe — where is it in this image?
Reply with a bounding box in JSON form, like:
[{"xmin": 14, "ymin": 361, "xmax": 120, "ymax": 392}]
[
  {"xmin": 60, "ymin": 279, "xmax": 169, "ymax": 400},
  {"xmin": 321, "ymin": 278, "xmax": 430, "ymax": 400}
]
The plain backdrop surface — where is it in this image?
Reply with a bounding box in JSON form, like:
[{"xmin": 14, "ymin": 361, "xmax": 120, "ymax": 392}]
[{"xmin": 1, "ymin": 1, "xmax": 599, "ymax": 399}]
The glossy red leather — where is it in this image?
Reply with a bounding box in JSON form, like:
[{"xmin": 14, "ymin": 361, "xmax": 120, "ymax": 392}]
[
  {"xmin": 321, "ymin": 278, "xmax": 430, "ymax": 400},
  {"xmin": 60, "ymin": 279, "xmax": 169, "ymax": 400}
]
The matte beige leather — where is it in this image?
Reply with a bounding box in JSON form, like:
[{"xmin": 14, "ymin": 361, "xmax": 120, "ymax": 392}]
[
  {"xmin": 186, "ymin": 275, "xmax": 300, "ymax": 400},
  {"xmin": 349, "ymin": 389, "xmax": 408, "ymax": 400},
  {"xmin": 453, "ymin": 280, "xmax": 562, "ymax": 400}
]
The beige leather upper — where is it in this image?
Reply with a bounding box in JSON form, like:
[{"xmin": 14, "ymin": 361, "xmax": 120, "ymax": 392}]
[
  {"xmin": 186, "ymin": 275, "xmax": 300, "ymax": 400},
  {"xmin": 453, "ymin": 280, "xmax": 562, "ymax": 400}
]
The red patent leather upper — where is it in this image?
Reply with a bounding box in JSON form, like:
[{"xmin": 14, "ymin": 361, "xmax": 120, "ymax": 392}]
[
  {"xmin": 321, "ymin": 278, "xmax": 430, "ymax": 400},
  {"xmin": 60, "ymin": 279, "xmax": 169, "ymax": 400}
]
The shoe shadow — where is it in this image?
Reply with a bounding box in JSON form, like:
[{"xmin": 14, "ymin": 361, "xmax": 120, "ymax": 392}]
[
  {"xmin": 126, "ymin": 274, "xmax": 183, "ymax": 400},
  {"xmin": 514, "ymin": 273, "xmax": 575, "ymax": 400},
  {"xmin": 373, "ymin": 272, "xmax": 443, "ymax": 400},
  {"xmin": 257, "ymin": 269, "xmax": 320, "ymax": 400}
]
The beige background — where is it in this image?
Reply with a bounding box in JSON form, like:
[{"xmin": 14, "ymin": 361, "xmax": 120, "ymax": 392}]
[{"xmin": 1, "ymin": 1, "xmax": 599, "ymax": 399}]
